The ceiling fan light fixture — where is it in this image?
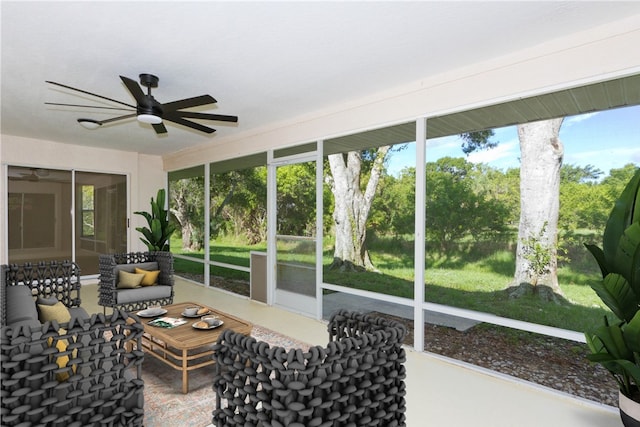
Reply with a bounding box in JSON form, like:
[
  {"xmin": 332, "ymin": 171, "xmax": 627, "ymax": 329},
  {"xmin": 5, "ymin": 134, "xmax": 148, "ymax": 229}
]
[
  {"xmin": 77, "ymin": 118, "xmax": 102, "ymax": 130},
  {"xmin": 137, "ymin": 114, "xmax": 163, "ymax": 125}
]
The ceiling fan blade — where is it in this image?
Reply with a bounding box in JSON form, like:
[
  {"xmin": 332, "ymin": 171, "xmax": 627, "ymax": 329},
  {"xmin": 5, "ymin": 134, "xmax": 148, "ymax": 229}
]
[
  {"xmin": 152, "ymin": 122, "xmax": 168, "ymax": 134},
  {"xmin": 162, "ymin": 95, "xmax": 217, "ymax": 112},
  {"xmin": 164, "ymin": 113, "xmax": 216, "ymax": 134},
  {"xmin": 99, "ymin": 113, "xmax": 138, "ymax": 124},
  {"xmin": 46, "ymin": 80, "xmax": 135, "ymax": 109},
  {"xmin": 120, "ymin": 75, "xmax": 148, "ymax": 105},
  {"xmin": 173, "ymin": 111, "xmax": 238, "ymax": 123},
  {"xmin": 45, "ymin": 102, "xmax": 135, "ymax": 112}
]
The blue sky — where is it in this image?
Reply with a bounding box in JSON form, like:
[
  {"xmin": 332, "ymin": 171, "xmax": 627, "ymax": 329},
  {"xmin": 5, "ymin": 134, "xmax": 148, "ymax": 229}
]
[{"xmin": 387, "ymin": 104, "xmax": 640, "ymax": 178}]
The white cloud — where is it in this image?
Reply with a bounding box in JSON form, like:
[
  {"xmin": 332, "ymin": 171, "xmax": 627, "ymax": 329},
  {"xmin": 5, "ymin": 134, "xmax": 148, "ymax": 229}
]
[
  {"xmin": 426, "ymin": 135, "xmax": 460, "ymax": 150},
  {"xmin": 565, "ymin": 147, "xmax": 640, "ymax": 171},
  {"xmin": 467, "ymin": 140, "xmax": 519, "ymax": 165},
  {"xmin": 564, "ymin": 112, "xmax": 599, "ymax": 127}
]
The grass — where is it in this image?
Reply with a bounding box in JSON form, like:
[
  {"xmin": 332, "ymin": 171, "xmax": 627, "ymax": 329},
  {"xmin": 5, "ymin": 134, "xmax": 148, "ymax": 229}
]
[{"xmin": 171, "ymin": 234, "xmax": 612, "ymax": 334}]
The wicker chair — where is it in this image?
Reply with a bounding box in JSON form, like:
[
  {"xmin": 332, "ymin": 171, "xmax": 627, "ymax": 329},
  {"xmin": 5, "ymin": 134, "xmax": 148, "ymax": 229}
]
[
  {"xmin": 98, "ymin": 251, "xmax": 174, "ymax": 312},
  {"xmin": 1, "ymin": 261, "xmax": 145, "ymax": 427},
  {"xmin": 212, "ymin": 309, "xmax": 407, "ymax": 427}
]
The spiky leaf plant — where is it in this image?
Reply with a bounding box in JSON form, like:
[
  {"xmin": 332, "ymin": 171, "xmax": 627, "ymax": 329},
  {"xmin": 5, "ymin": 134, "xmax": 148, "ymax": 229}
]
[
  {"xmin": 584, "ymin": 168, "xmax": 640, "ymax": 399},
  {"xmin": 134, "ymin": 188, "xmax": 176, "ymax": 252}
]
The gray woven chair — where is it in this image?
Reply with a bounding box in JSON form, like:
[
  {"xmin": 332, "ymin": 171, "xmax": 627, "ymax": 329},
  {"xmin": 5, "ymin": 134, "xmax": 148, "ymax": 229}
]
[
  {"xmin": 98, "ymin": 251, "xmax": 174, "ymax": 312},
  {"xmin": 212, "ymin": 309, "xmax": 407, "ymax": 427},
  {"xmin": 1, "ymin": 261, "xmax": 145, "ymax": 427}
]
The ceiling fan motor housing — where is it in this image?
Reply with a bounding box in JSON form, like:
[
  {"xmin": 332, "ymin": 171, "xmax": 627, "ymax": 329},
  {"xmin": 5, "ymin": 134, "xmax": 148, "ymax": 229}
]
[{"xmin": 137, "ymin": 101, "xmax": 163, "ymax": 118}]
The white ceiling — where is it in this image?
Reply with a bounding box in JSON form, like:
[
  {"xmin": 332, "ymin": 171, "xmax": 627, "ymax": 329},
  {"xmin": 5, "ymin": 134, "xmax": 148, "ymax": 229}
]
[{"xmin": 3, "ymin": 1, "xmax": 640, "ymax": 157}]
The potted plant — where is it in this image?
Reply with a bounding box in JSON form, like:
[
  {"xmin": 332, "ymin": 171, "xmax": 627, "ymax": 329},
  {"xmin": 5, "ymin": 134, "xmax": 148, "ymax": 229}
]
[
  {"xmin": 134, "ymin": 188, "xmax": 176, "ymax": 252},
  {"xmin": 585, "ymin": 168, "xmax": 640, "ymax": 427}
]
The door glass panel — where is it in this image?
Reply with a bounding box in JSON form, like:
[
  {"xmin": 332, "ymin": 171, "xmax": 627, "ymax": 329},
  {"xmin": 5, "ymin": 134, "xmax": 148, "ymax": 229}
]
[
  {"xmin": 75, "ymin": 172, "xmax": 127, "ymax": 275},
  {"xmin": 8, "ymin": 166, "xmax": 72, "ymax": 263},
  {"xmin": 275, "ymin": 161, "xmax": 317, "ymax": 316}
]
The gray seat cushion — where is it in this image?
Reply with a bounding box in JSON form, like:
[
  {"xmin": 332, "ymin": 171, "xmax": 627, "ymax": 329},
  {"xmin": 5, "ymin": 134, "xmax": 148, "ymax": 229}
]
[
  {"xmin": 116, "ymin": 285, "xmax": 172, "ymax": 304},
  {"xmin": 6, "ymin": 285, "xmax": 38, "ymax": 325}
]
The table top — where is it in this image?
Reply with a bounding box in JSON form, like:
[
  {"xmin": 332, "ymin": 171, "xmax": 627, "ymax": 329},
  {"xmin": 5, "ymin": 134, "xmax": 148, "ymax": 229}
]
[{"xmin": 137, "ymin": 301, "xmax": 253, "ymax": 350}]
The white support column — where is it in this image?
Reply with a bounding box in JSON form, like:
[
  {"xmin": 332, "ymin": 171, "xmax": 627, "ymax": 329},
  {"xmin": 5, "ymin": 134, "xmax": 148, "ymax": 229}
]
[
  {"xmin": 414, "ymin": 117, "xmax": 427, "ymax": 351},
  {"xmin": 266, "ymin": 151, "xmax": 277, "ymax": 306},
  {"xmin": 71, "ymin": 170, "xmax": 76, "ymax": 262},
  {"xmin": 204, "ymin": 163, "xmax": 211, "ymax": 287},
  {"xmin": 315, "ymin": 140, "xmax": 324, "ymax": 320},
  {"xmin": 0, "ymin": 164, "xmax": 7, "ymax": 263}
]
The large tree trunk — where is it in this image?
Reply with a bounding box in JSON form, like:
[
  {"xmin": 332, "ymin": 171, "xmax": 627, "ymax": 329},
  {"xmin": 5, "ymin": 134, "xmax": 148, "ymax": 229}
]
[
  {"xmin": 170, "ymin": 182, "xmax": 203, "ymax": 252},
  {"xmin": 510, "ymin": 118, "xmax": 564, "ymax": 300},
  {"xmin": 327, "ymin": 147, "xmax": 390, "ymax": 271}
]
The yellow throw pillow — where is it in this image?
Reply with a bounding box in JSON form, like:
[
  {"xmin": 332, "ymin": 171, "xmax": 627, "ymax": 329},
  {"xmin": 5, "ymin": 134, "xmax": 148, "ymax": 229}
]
[
  {"xmin": 118, "ymin": 270, "xmax": 145, "ymax": 289},
  {"xmin": 47, "ymin": 332, "xmax": 76, "ymax": 382},
  {"xmin": 38, "ymin": 301, "xmax": 71, "ymax": 324},
  {"xmin": 135, "ymin": 267, "xmax": 161, "ymax": 286},
  {"xmin": 37, "ymin": 302, "xmax": 75, "ymax": 382}
]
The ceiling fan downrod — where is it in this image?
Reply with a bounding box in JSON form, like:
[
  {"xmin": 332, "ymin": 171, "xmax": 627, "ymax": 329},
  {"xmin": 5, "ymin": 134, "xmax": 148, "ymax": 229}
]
[{"xmin": 136, "ymin": 73, "xmax": 163, "ymax": 124}]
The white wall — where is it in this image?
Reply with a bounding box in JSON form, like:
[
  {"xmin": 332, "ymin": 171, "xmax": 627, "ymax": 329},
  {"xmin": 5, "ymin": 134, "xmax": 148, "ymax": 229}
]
[
  {"xmin": 0, "ymin": 135, "xmax": 166, "ymax": 262},
  {"xmin": 163, "ymin": 13, "xmax": 640, "ymax": 171}
]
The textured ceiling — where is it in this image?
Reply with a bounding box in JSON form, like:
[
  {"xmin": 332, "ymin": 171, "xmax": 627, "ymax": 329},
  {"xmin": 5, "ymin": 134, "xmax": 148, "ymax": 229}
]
[{"xmin": 2, "ymin": 1, "xmax": 640, "ymax": 156}]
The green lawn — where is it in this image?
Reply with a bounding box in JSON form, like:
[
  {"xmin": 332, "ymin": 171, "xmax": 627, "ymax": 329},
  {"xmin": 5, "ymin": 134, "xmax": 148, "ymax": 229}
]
[{"xmin": 171, "ymin": 235, "xmax": 611, "ymax": 333}]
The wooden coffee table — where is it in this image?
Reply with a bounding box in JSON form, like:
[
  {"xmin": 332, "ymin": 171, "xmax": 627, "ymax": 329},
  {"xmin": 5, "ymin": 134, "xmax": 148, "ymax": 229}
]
[{"xmin": 138, "ymin": 301, "xmax": 252, "ymax": 393}]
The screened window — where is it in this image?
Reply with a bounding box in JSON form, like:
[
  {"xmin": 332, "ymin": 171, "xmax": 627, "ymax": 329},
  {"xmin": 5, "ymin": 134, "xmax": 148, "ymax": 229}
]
[{"xmin": 81, "ymin": 184, "xmax": 95, "ymax": 237}]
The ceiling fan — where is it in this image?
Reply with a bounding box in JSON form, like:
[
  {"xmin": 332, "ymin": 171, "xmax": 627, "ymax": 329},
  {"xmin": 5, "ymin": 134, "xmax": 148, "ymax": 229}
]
[
  {"xmin": 45, "ymin": 73, "xmax": 238, "ymax": 135},
  {"xmin": 11, "ymin": 168, "xmax": 48, "ymax": 182}
]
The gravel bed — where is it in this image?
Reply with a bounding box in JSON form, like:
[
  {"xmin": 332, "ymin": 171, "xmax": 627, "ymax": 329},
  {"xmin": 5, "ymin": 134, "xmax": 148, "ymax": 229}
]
[
  {"xmin": 394, "ymin": 316, "xmax": 619, "ymax": 407},
  {"xmin": 179, "ymin": 274, "xmax": 619, "ymax": 407}
]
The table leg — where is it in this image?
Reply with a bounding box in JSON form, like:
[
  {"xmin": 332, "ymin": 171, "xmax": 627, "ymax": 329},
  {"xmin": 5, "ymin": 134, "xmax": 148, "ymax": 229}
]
[{"xmin": 182, "ymin": 348, "xmax": 188, "ymax": 393}]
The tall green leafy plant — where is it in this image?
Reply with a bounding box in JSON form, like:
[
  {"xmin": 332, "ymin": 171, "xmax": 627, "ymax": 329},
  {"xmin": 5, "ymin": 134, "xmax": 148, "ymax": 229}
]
[
  {"xmin": 134, "ymin": 188, "xmax": 176, "ymax": 252},
  {"xmin": 584, "ymin": 168, "xmax": 640, "ymax": 399}
]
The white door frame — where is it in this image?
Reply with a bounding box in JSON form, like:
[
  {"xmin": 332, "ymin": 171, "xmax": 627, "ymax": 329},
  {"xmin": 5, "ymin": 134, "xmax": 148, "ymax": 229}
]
[{"xmin": 267, "ymin": 149, "xmax": 319, "ymax": 317}]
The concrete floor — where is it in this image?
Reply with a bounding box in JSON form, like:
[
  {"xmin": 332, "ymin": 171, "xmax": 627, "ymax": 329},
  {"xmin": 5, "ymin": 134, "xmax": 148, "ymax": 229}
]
[{"xmin": 80, "ymin": 277, "xmax": 620, "ymax": 427}]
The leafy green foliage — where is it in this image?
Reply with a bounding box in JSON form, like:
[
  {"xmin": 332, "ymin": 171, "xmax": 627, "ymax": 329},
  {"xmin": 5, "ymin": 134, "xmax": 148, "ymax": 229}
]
[
  {"xmin": 561, "ymin": 164, "xmax": 603, "ymax": 183},
  {"xmin": 460, "ymin": 130, "xmax": 497, "ymax": 155},
  {"xmin": 520, "ymin": 222, "xmax": 553, "ymax": 285},
  {"xmin": 371, "ymin": 167, "xmax": 415, "ymax": 236},
  {"xmin": 135, "ymin": 188, "xmax": 176, "ymax": 251},
  {"xmin": 425, "ymin": 157, "xmax": 510, "ymax": 250},
  {"xmin": 276, "ymin": 163, "xmax": 316, "ymax": 236},
  {"xmin": 211, "ymin": 168, "xmax": 268, "ymax": 243},
  {"xmin": 584, "ymin": 167, "xmax": 640, "ymax": 397}
]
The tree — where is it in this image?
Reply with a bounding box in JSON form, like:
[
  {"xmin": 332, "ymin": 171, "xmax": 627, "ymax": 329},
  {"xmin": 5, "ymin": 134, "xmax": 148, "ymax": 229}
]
[
  {"xmin": 425, "ymin": 157, "xmax": 509, "ymax": 250},
  {"xmin": 170, "ymin": 177, "xmax": 205, "ymax": 251},
  {"xmin": 560, "ymin": 164, "xmax": 603, "ymax": 183},
  {"xmin": 211, "ymin": 168, "xmax": 267, "ymax": 244},
  {"xmin": 462, "ymin": 120, "xmax": 567, "ymax": 299},
  {"xmin": 559, "ymin": 164, "xmax": 607, "ymax": 231},
  {"xmin": 276, "ymin": 163, "xmax": 316, "ymax": 236},
  {"xmin": 372, "ymin": 167, "xmax": 416, "ymax": 237},
  {"xmin": 326, "ymin": 147, "xmax": 390, "ymax": 271},
  {"xmin": 511, "ymin": 118, "xmax": 564, "ymax": 299}
]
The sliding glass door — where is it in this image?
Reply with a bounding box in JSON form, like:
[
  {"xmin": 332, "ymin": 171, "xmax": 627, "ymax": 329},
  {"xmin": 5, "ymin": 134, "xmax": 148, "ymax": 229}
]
[{"xmin": 7, "ymin": 166, "xmax": 127, "ymax": 275}]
